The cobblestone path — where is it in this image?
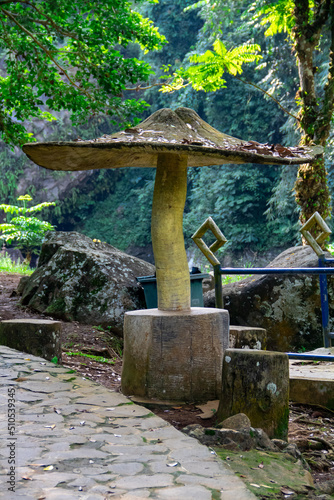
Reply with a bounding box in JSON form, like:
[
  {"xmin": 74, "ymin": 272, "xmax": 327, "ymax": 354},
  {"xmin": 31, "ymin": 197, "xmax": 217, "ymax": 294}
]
[{"xmin": 0, "ymin": 346, "xmax": 255, "ymax": 499}]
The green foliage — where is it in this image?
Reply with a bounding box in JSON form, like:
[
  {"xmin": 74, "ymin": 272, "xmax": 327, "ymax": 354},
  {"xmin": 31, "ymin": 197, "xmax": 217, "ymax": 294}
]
[
  {"xmin": 265, "ymin": 165, "xmax": 301, "ymax": 245},
  {"xmin": 0, "ymin": 146, "xmax": 27, "ymax": 202},
  {"xmin": 0, "ymin": 194, "xmax": 56, "ymax": 255},
  {"xmin": 249, "ymin": 0, "xmax": 295, "ymax": 36},
  {"xmin": 0, "ymin": 253, "xmax": 33, "ymax": 274},
  {"xmin": 184, "ymin": 164, "xmax": 284, "ymax": 252},
  {"xmin": 74, "ymin": 0, "xmax": 302, "ymax": 255},
  {"xmin": 0, "ymin": 0, "xmax": 166, "ymax": 146},
  {"xmin": 77, "ymin": 169, "xmax": 155, "ymax": 250},
  {"xmin": 162, "ymin": 39, "xmax": 262, "ymax": 93},
  {"xmin": 222, "ymin": 274, "xmax": 250, "ymax": 285},
  {"xmin": 326, "ymin": 243, "xmax": 334, "ymax": 256},
  {"xmin": 2, "ymin": 0, "xmax": 332, "ymax": 262}
]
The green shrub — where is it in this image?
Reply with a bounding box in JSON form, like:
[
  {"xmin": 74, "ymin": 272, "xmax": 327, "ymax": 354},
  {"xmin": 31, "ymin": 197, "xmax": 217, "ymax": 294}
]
[{"xmin": 0, "ymin": 194, "xmax": 56, "ymax": 263}]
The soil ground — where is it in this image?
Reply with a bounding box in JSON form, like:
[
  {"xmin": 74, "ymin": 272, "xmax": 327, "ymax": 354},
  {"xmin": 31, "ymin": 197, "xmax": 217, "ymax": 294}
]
[{"xmin": 1, "ymin": 272, "xmax": 333, "ymax": 494}]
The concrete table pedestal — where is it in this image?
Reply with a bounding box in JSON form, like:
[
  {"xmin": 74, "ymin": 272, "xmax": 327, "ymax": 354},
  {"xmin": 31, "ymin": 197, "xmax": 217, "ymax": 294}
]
[{"xmin": 121, "ymin": 307, "xmax": 229, "ymax": 403}]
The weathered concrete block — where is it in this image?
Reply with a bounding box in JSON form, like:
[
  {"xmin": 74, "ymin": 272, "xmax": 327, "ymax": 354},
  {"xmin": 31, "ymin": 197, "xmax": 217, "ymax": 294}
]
[
  {"xmin": 290, "ymin": 378, "xmax": 334, "ymax": 410},
  {"xmin": 0, "ymin": 319, "xmax": 62, "ymax": 362},
  {"xmin": 289, "ymin": 348, "xmax": 334, "ymax": 410},
  {"xmin": 217, "ymin": 349, "xmax": 289, "ymax": 439},
  {"xmin": 229, "ymin": 326, "xmax": 267, "ymax": 350},
  {"xmin": 121, "ymin": 307, "xmax": 229, "ymax": 402}
]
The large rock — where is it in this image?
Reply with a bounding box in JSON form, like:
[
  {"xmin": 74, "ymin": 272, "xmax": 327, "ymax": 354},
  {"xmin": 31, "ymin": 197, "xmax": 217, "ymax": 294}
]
[
  {"xmin": 182, "ymin": 424, "xmax": 276, "ymax": 451},
  {"xmin": 204, "ymin": 246, "xmax": 334, "ymax": 351},
  {"xmin": 19, "ymin": 231, "xmax": 155, "ymax": 334}
]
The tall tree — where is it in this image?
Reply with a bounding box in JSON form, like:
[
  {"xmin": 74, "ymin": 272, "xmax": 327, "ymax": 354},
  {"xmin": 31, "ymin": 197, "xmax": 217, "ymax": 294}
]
[
  {"xmin": 0, "ymin": 0, "xmax": 165, "ymax": 146},
  {"xmin": 290, "ymin": 0, "xmax": 333, "ymax": 223},
  {"xmin": 166, "ymin": 0, "xmax": 334, "ymax": 225}
]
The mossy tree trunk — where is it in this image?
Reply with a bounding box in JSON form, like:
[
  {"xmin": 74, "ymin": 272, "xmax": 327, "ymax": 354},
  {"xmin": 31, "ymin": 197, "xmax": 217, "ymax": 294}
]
[
  {"xmin": 151, "ymin": 153, "xmax": 191, "ymax": 311},
  {"xmin": 293, "ymin": 0, "xmax": 334, "ymax": 226}
]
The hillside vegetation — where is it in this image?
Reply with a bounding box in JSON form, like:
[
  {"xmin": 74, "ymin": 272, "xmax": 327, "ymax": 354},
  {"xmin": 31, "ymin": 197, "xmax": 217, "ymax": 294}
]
[{"xmin": 1, "ymin": 0, "xmax": 333, "ymax": 263}]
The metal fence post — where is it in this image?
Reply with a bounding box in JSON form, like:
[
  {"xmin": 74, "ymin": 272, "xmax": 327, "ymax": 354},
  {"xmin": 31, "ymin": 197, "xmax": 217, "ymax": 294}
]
[
  {"xmin": 214, "ymin": 264, "xmax": 223, "ymax": 309},
  {"xmin": 318, "ymin": 255, "xmax": 331, "ymax": 348}
]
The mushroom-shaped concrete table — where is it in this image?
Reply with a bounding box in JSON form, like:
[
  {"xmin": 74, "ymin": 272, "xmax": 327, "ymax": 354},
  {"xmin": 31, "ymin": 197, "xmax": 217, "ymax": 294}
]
[{"xmin": 23, "ymin": 107, "xmax": 322, "ymax": 402}]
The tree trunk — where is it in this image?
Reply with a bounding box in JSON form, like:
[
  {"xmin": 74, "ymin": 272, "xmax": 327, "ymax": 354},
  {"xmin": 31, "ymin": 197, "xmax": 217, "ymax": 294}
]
[
  {"xmin": 295, "ymin": 158, "xmax": 330, "ymax": 224},
  {"xmin": 292, "ymin": 0, "xmax": 333, "ymax": 226}
]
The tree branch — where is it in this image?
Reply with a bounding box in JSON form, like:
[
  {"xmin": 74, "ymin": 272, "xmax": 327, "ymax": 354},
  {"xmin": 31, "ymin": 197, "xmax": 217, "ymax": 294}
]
[
  {"xmin": 125, "ymin": 80, "xmax": 172, "ymax": 91},
  {"xmin": 0, "ymin": 0, "xmax": 78, "ymax": 38},
  {"xmin": 230, "ymin": 73, "xmax": 300, "ymax": 122},
  {"xmin": 127, "ymin": 73, "xmax": 299, "ymax": 122},
  {"xmin": 1, "ymin": 7, "xmax": 91, "ymax": 97}
]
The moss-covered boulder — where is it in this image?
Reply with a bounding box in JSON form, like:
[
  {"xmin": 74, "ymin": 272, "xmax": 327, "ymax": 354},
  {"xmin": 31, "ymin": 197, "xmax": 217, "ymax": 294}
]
[
  {"xmin": 204, "ymin": 246, "xmax": 334, "ymax": 351},
  {"xmin": 19, "ymin": 231, "xmax": 155, "ymax": 335}
]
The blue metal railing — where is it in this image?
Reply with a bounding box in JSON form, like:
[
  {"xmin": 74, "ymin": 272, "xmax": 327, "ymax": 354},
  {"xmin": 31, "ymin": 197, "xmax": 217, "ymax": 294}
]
[
  {"xmin": 213, "ymin": 257, "xmax": 334, "ymax": 358},
  {"xmin": 286, "ymin": 353, "xmax": 334, "ymax": 362}
]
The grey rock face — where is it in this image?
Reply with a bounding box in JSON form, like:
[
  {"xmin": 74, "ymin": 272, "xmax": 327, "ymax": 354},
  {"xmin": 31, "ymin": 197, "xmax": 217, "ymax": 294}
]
[
  {"xmin": 19, "ymin": 231, "xmax": 155, "ymax": 334},
  {"xmin": 204, "ymin": 246, "xmax": 334, "ymax": 351},
  {"xmin": 217, "ymin": 413, "xmax": 251, "ymax": 431},
  {"xmin": 182, "ymin": 424, "xmax": 277, "ymax": 451},
  {"xmin": 1, "ymin": 246, "xmax": 24, "ymax": 263}
]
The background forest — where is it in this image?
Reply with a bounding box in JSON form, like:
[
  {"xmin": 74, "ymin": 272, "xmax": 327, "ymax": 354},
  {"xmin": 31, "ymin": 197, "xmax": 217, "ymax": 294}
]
[{"xmin": 1, "ymin": 0, "xmax": 333, "ymax": 265}]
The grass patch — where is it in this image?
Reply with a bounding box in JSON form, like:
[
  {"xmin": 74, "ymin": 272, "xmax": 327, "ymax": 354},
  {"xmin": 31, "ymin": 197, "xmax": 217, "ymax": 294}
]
[
  {"xmin": 215, "ymin": 448, "xmax": 313, "ymax": 498},
  {"xmin": 66, "ymin": 351, "xmax": 115, "ymax": 364},
  {"xmin": 0, "ymin": 254, "xmax": 33, "ymax": 275},
  {"xmin": 221, "ymin": 274, "xmax": 251, "ymax": 285}
]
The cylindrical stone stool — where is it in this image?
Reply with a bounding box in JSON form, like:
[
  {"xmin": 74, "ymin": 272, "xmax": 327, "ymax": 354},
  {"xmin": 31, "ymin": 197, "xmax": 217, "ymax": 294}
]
[
  {"xmin": 0, "ymin": 319, "xmax": 62, "ymax": 362},
  {"xmin": 217, "ymin": 349, "xmax": 289, "ymax": 439},
  {"xmin": 121, "ymin": 307, "xmax": 229, "ymax": 402}
]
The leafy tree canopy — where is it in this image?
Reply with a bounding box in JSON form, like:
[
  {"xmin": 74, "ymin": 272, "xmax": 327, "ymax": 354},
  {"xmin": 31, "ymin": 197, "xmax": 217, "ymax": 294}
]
[
  {"xmin": 0, "ymin": 0, "xmax": 166, "ymax": 146},
  {"xmin": 164, "ymin": 0, "xmax": 333, "ymax": 224}
]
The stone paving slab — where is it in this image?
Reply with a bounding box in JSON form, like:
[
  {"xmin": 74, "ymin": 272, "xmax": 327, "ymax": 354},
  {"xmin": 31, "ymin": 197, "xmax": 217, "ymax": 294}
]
[{"xmin": 0, "ymin": 346, "xmax": 256, "ymax": 499}]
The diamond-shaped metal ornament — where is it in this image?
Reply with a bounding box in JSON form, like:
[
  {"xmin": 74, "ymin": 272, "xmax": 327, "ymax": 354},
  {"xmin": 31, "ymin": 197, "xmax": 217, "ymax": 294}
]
[
  {"xmin": 300, "ymin": 211, "xmax": 331, "ymax": 256},
  {"xmin": 191, "ymin": 217, "xmax": 227, "ymax": 266}
]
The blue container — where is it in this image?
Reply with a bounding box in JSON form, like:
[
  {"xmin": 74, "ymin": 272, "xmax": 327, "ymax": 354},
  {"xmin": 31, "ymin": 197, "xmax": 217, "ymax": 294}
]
[{"xmin": 137, "ymin": 273, "xmax": 210, "ymax": 309}]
